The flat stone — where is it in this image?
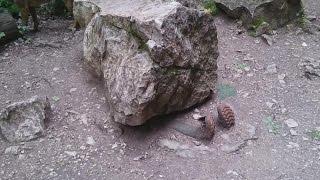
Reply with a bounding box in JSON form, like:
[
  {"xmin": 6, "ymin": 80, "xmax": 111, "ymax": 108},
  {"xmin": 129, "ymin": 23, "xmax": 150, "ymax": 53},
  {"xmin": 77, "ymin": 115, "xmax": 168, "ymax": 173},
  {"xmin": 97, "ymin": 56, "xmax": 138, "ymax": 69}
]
[
  {"xmin": 285, "ymin": 119, "xmax": 298, "ymax": 128},
  {"xmin": 0, "ymin": 96, "xmax": 51, "ymax": 142}
]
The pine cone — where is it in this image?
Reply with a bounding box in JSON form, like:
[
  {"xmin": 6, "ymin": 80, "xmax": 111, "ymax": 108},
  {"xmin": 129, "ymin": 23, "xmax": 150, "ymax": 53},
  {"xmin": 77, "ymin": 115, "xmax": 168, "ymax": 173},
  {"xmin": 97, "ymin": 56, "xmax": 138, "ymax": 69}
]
[
  {"xmin": 201, "ymin": 113, "xmax": 215, "ymax": 140},
  {"xmin": 217, "ymin": 103, "xmax": 235, "ymax": 128}
]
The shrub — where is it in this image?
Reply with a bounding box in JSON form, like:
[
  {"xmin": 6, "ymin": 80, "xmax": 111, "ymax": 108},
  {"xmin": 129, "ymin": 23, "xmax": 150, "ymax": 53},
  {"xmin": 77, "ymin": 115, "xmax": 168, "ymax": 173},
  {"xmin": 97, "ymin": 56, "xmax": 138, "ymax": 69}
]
[{"xmin": 0, "ymin": 0, "xmax": 19, "ymax": 18}]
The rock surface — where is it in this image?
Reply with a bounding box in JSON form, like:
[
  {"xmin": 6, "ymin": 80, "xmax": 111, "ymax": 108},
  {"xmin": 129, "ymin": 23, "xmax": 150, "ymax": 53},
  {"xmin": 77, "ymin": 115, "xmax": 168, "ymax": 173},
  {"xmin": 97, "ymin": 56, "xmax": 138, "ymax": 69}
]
[
  {"xmin": 0, "ymin": 8, "xmax": 19, "ymax": 45},
  {"xmin": 0, "ymin": 96, "xmax": 50, "ymax": 142},
  {"xmin": 215, "ymin": 0, "xmax": 303, "ymax": 29},
  {"xmin": 73, "ymin": 0, "xmax": 100, "ymax": 28},
  {"xmin": 76, "ymin": 0, "xmax": 219, "ymax": 126}
]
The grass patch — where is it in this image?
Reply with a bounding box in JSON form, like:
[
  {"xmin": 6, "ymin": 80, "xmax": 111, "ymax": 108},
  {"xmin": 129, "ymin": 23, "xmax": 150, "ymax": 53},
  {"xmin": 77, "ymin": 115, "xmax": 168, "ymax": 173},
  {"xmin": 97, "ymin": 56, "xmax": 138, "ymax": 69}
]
[
  {"xmin": 264, "ymin": 116, "xmax": 280, "ymax": 134},
  {"xmin": 203, "ymin": 0, "xmax": 218, "ymax": 15},
  {"xmin": 309, "ymin": 130, "xmax": 320, "ymax": 140},
  {"xmin": 250, "ymin": 17, "xmax": 267, "ymax": 30},
  {"xmin": 0, "ymin": 0, "xmax": 20, "ymax": 17},
  {"xmin": 217, "ymin": 84, "xmax": 236, "ymax": 100}
]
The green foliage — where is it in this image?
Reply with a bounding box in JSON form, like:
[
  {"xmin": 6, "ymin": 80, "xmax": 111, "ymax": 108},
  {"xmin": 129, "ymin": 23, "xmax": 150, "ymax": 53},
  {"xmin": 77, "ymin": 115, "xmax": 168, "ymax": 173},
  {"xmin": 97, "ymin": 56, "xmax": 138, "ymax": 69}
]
[
  {"xmin": 38, "ymin": 0, "xmax": 68, "ymax": 17},
  {"xmin": 203, "ymin": 0, "xmax": 218, "ymax": 15},
  {"xmin": 264, "ymin": 116, "xmax": 280, "ymax": 134},
  {"xmin": 0, "ymin": 31, "xmax": 5, "ymax": 40},
  {"xmin": 0, "ymin": 0, "xmax": 20, "ymax": 17},
  {"xmin": 251, "ymin": 17, "xmax": 266, "ymax": 30},
  {"xmin": 18, "ymin": 25, "xmax": 28, "ymax": 35},
  {"xmin": 309, "ymin": 130, "xmax": 320, "ymax": 140},
  {"xmin": 217, "ymin": 84, "xmax": 236, "ymax": 100}
]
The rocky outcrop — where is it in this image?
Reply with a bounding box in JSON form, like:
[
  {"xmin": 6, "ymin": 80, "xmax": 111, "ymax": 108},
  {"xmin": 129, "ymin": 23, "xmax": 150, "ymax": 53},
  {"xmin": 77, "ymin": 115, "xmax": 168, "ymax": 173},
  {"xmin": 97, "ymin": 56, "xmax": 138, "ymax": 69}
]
[
  {"xmin": 75, "ymin": 0, "xmax": 218, "ymax": 126},
  {"xmin": 0, "ymin": 8, "xmax": 19, "ymax": 45},
  {"xmin": 73, "ymin": 0, "xmax": 100, "ymax": 28},
  {"xmin": 214, "ymin": 0, "xmax": 303, "ymax": 29},
  {"xmin": 0, "ymin": 96, "xmax": 51, "ymax": 142}
]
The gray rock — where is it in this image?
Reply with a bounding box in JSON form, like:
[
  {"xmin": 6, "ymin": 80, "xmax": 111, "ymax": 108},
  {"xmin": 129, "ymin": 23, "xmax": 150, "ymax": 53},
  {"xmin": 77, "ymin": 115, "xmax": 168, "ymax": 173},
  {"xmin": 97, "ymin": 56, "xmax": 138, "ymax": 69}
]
[
  {"xmin": 214, "ymin": 0, "xmax": 303, "ymax": 29},
  {"xmin": 261, "ymin": 34, "xmax": 274, "ymax": 46},
  {"xmin": 0, "ymin": 96, "xmax": 50, "ymax": 142},
  {"xmin": 4, "ymin": 146, "xmax": 20, "ymax": 155},
  {"xmin": 86, "ymin": 136, "xmax": 96, "ymax": 146},
  {"xmin": 285, "ymin": 119, "xmax": 298, "ymax": 128},
  {"xmin": 0, "ymin": 8, "xmax": 20, "ymax": 45},
  {"xmin": 300, "ymin": 58, "xmax": 320, "ymax": 78},
  {"xmin": 74, "ymin": 0, "xmax": 101, "ymax": 28},
  {"xmin": 76, "ymin": 0, "xmax": 218, "ymax": 126}
]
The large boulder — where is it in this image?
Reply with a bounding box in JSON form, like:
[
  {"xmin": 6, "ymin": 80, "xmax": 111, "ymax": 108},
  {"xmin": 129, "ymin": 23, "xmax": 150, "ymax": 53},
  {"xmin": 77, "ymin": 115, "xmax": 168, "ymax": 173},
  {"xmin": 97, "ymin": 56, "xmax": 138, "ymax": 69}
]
[
  {"xmin": 214, "ymin": 0, "xmax": 304, "ymax": 29},
  {"xmin": 0, "ymin": 8, "xmax": 19, "ymax": 45},
  {"xmin": 0, "ymin": 96, "xmax": 51, "ymax": 142},
  {"xmin": 74, "ymin": 0, "xmax": 218, "ymax": 126}
]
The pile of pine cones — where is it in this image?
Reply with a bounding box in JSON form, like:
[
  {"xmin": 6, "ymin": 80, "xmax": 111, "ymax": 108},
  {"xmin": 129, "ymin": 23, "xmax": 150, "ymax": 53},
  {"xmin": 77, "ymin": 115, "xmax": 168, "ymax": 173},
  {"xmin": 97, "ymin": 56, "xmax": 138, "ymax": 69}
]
[{"xmin": 201, "ymin": 103, "xmax": 235, "ymax": 140}]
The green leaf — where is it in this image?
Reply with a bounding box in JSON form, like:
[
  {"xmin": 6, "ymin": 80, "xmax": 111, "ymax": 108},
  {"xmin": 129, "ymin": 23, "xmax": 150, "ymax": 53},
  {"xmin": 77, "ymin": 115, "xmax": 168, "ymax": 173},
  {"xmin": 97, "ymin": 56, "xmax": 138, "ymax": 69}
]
[
  {"xmin": 264, "ymin": 116, "xmax": 280, "ymax": 134},
  {"xmin": 217, "ymin": 84, "xmax": 236, "ymax": 100},
  {"xmin": 52, "ymin": 96, "xmax": 60, "ymax": 102}
]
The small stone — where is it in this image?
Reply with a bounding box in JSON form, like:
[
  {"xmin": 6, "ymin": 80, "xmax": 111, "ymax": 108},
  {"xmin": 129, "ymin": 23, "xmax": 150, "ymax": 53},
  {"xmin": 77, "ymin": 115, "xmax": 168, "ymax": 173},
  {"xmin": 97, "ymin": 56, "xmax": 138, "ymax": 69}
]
[
  {"xmin": 266, "ymin": 102, "xmax": 274, "ymax": 109},
  {"xmin": 65, "ymin": 151, "xmax": 77, "ymax": 157},
  {"xmin": 86, "ymin": 136, "xmax": 96, "ymax": 146},
  {"xmin": 278, "ymin": 74, "xmax": 286, "ymax": 80},
  {"xmin": 281, "ymin": 108, "xmax": 287, "ymax": 114},
  {"xmin": 193, "ymin": 141, "xmax": 201, "ymax": 146},
  {"xmin": 261, "ymin": 34, "xmax": 273, "ymax": 46},
  {"xmin": 290, "ymin": 129, "xmax": 298, "ymax": 136},
  {"xmin": 5, "ymin": 146, "xmax": 20, "ymax": 155},
  {"xmin": 244, "ymin": 66, "xmax": 250, "ymax": 72},
  {"xmin": 247, "ymin": 73, "xmax": 254, "ymax": 77},
  {"xmin": 302, "ymin": 42, "xmax": 308, "ymax": 47},
  {"xmin": 193, "ymin": 108, "xmax": 200, "ymax": 113},
  {"xmin": 266, "ymin": 64, "xmax": 277, "ymax": 74},
  {"xmin": 80, "ymin": 146, "xmax": 86, "ymax": 150},
  {"xmin": 69, "ymin": 88, "xmax": 77, "ymax": 93},
  {"xmin": 192, "ymin": 113, "xmax": 204, "ymax": 120},
  {"xmin": 53, "ymin": 67, "xmax": 60, "ymax": 72},
  {"xmin": 285, "ymin": 119, "xmax": 298, "ymax": 128},
  {"xmin": 302, "ymin": 137, "xmax": 309, "ymax": 141}
]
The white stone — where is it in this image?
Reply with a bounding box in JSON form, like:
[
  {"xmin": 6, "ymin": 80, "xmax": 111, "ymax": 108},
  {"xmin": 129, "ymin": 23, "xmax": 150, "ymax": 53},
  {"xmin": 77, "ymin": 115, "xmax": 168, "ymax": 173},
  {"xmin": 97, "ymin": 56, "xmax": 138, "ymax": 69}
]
[{"xmin": 285, "ymin": 119, "xmax": 298, "ymax": 128}]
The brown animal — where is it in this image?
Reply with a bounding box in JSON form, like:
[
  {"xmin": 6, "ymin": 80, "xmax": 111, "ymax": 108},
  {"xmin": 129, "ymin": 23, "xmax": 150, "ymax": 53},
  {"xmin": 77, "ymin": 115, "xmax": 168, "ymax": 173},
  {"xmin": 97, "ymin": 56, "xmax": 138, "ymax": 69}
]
[{"xmin": 13, "ymin": 0, "xmax": 73, "ymax": 31}]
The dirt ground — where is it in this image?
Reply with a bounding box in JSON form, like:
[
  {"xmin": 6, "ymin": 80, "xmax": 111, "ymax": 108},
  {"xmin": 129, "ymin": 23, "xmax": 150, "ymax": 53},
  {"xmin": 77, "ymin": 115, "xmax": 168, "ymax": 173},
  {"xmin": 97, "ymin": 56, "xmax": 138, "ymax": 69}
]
[{"xmin": 0, "ymin": 0, "xmax": 320, "ymax": 179}]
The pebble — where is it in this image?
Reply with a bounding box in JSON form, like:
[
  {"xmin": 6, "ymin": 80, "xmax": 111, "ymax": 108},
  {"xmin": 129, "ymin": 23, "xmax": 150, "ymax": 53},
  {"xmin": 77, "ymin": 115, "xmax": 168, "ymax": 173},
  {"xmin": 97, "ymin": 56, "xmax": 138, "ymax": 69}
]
[
  {"xmin": 302, "ymin": 42, "xmax": 308, "ymax": 47},
  {"xmin": 266, "ymin": 64, "xmax": 277, "ymax": 74},
  {"xmin": 86, "ymin": 136, "xmax": 96, "ymax": 146},
  {"xmin": 266, "ymin": 102, "xmax": 274, "ymax": 109},
  {"xmin": 65, "ymin": 151, "xmax": 77, "ymax": 157},
  {"xmin": 285, "ymin": 119, "xmax": 298, "ymax": 128},
  {"xmin": 192, "ymin": 113, "xmax": 204, "ymax": 120},
  {"xmin": 53, "ymin": 67, "xmax": 60, "ymax": 72},
  {"xmin": 290, "ymin": 129, "xmax": 298, "ymax": 136},
  {"xmin": 69, "ymin": 88, "xmax": 77, "ymax": 93}
]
